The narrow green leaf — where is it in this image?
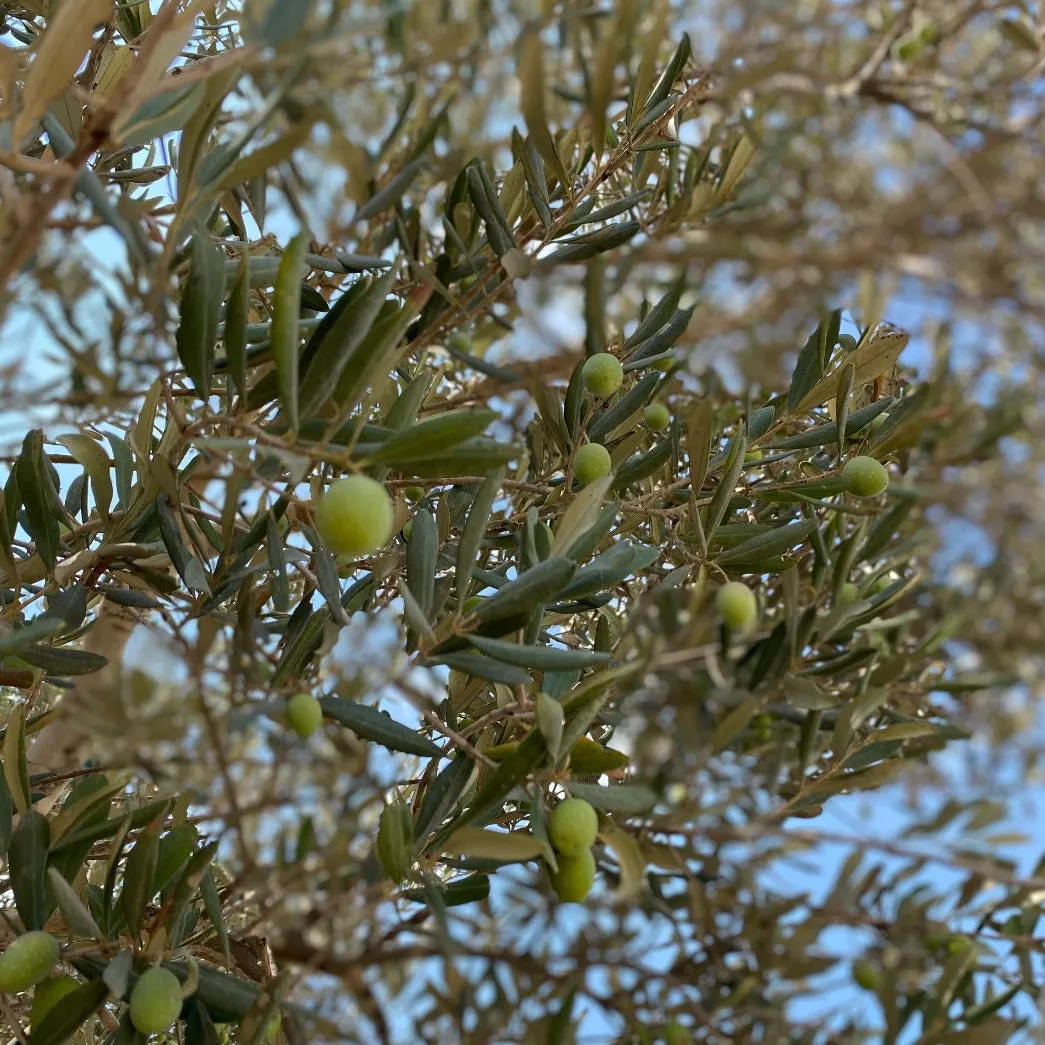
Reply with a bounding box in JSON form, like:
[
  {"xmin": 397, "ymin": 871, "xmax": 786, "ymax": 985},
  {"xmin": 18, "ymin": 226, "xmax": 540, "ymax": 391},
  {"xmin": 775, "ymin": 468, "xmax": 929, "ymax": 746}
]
[
  {"xmin": 400, "ymin": 874, "xmax": 490, "ymax": 907},
  {"xmin": 156, "ymin": 494, "xmax": 211, "ymax": 595},
  {"xmin": 3, "ymin": 702, "xmax": 30, "ymax": 813},
  {"xmin": 559, "ymin": 541, "xmax": 659, "ymax": 601},
  {"xmin": 518, "ymin": 29, "xmax": 569, "ymax": 186},
  {"xmin": 430, "ymin": 651, "xmax": 531, "ymax": 686},
  {"xmin": 642, "ymin": 32, "xmax": 691, "ymax": 113},
  {"xmin": 364, "ymin": 410, "xmax": 497, "ymax": 466},
  {"xmin": 120, "ymin": 823, "xmax": 160, "ymax": 939},
  {"xmin": 466, "ymin": 635, "xmax": 611, "ymax": 671},
  {"xmin": 224, "ymin": 252, "xmax": 250, "ymax": 399},
  {"xmin": 29, "ymin": 978, "xmax": 110, "ymax": 1045},
  {"xmin": 353, "ymin": 156, "xmax": 426, "ymax": 224},
  {"xmin": 57, "ymin": 434, "xmax": 113, "ymax": 519},
  {"xmin": 535, "ymin": 691, "xmax": 565, "ymax": 759},
  {"xmin": 416, "ymin": 755, "xmax": 475, "ymax": 845},
  {"xmin": 613, "ymin": 431, "xmax": 674, "ymax": 490},
  {"xmin": 256, "ymin": 0, "xmax": 312, "ymax": 46},
  {"xmin": 0, "ymin": 769, "xmax": 11, "ymax": 859},
  {"xmin": 568, "ymin": 781, "xmax": 657, "ymax": 814},
  {"xmin": 766, "ymin": 398, "xmax": 893, "ymax": 450},
  {"xmin": 460, "ymin": 729, "xmax": 547, "ymax": 828},
  {"xmin": 9, "ymin": 809, "xmax": 50, "ymax": 929},
  {"xmin": 587, "ymin": 372, "xmax": 661, "ymax": 443},
  {"xmin": 298, "ymin": 266, "xmax": 398, "ymax": 419},
  {"xmin": 469, "ymin": 557, "xmax": 577, "ymax": 635},
  {"xmin": 47, "ymin": 867, "xmax": 105, "ymax": 940},
  {"xmin": 456, "ymin": 468, "xmax": 504, "ymax": 600},
  {"xmin": 17, "ymin": 430, "xmax": 60, "ymax": 572},
  {"xmin": 318, "ymin": 697, "xmax": 441, "ymax": 756},
  {"xmin": 513, "ymin": 128, "xmax": 552, "ymax": 230},
  {"xmin": 399, "ymin": 438, "xmax": 520, "ymax": 478},
  {"xmin": 271, "ymin": 231, "xmax": 309, "ymax": 434},
  {"xmin": 704, "ymin": 429, "xmax": 747, "ymax": 541},
  {"xmin": 176, "ymin": 231, "xmax": 225, "ymax": 400},
  {"xmin": 442, "ymin": 827, "xmax": 544, "ymax": 863},
  {"xmin": 19, "ymin": 645, "xmax": 108, "ymax": 676},
  {"xmin": 332, "ymin": 289, "xmax": 428, "ymax": 417},
  {"xmin": 714, "ymin": 519, "xmax": 816, "ymax": 566}
]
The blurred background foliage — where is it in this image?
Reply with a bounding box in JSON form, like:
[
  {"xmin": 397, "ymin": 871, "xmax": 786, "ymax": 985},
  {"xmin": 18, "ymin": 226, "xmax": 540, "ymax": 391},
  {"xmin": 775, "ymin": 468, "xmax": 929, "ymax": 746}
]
[{"xmin": 0, "ymin": 0, "xmax": 1043, "ymax": 1043}]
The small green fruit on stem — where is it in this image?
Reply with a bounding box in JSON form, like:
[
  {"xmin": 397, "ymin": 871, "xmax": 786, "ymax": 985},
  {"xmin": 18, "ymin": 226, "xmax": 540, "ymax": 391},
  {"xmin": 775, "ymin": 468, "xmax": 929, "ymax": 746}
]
[
  {"xmin": 549, "ymin": 849, "xmax": 597, "ymax": 902},
  {"xmin": 841, "ymin": 455, "xmax": 889, "ymax": 497},
  {"xmin": 314, "ymin": 474, "xmax": 394, "ymax": 557},
  {"xmin": 286, "ymin": 693, "xmax": 323, "ymax": 738},
  {"xmin": 129, "ymin": 967, "xmax": 183, "ymax": 1035},
  {"xmin": 644, "ymin": 402, "xmax": 671, "ymax": 432},
  {"xmin": 573, "ymin": 443, "xmax": 612, "ymax": 486},
  {"xmin": 582, "ymin": 353, "xmax": 624, "ymax": 399},
  {"xmin": 548, "ymin": 798, "xmax": 599, "ymax": 856},
  {"xmin": 0, "ymin": 931, "xmax": 59, "ymax": 993},
  {"xmin": 716, "ymin": 581, "xmax": 757, "ymax": 632}
]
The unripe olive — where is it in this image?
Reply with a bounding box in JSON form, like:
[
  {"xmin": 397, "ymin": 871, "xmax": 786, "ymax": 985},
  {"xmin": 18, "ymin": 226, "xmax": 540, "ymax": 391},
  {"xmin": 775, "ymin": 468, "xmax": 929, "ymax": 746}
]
[
  {"xmin": 462, "ymin": 595, "xmax": 485, "ymax": 613},
  {"xmin": 129, "ymin": 967, "xmax": 183, "ymax": 1035},
  {"xmin": 403, "ymin": 485, "xmax": 425, "ymax": 502},
  {"xmin": 573, "ymin": 443, "xmax": 612, "ymax": 486},
  {"xmin": 652, "ymin": 356, "xmax": 674, "ymax": 373},
  {"xmin": 870, "ymin": 410, "xmax": 890, "ymax": 431},
  {"xmin": 643, "ymin": 402, "xmax": 671, "ymax": 432},
  {"xmin": 286, "ymin": 693, "xmax": 323, "ymax": 739},
  {"xmin": 838, "ymin": 582, "xmax": 860, "ymax": 605},
  {"xmin": 549, "ymin": 849, "xmax": 597, "ymax": 903},
  {"xmin": 841, "ymin": 455, "xmax": 889, "ymax": 497},
  {"xmin": 548, "ymin": 798, "xmax": 599, "ymax": 857},
  {"xmin": 744, "ymin": 448, "xmax": 763, "ymax": 464},
  {"xmin": 0, "ymin": 931, "xmax": 59, "ymax": 993},
  {"xmin": 581, "ymin": 353, "xmax": 624, "ymax": 399},
  {"xmin": 852, "ymin": 959, "xmax": 880, "ymax": 991},
  {"xmin": 31, "ymin": 975, "xmax": 79, "ymax": 1028},
  {"xmin": 402, "ymin": 519, "xmax": 413, "ymax": 541},
  {"xmin": 716, "ymin": 582, "xmax": 757, "ymax": 632},
  {"xmin": 314, "ymin": 474, "xmax": 394, "ymax": 558}
]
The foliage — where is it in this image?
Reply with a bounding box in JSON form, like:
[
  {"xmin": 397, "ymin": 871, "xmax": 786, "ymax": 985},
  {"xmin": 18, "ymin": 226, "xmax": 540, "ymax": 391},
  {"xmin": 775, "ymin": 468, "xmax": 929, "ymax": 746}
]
[{"xmin": 0, "ymin": 1, "xmax": 1042, "ymax": 1043}]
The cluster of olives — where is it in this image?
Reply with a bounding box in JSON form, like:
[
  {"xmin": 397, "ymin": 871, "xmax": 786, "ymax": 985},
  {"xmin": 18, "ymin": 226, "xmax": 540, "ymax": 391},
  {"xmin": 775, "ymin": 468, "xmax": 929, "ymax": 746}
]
[
  {"xmin": 573, "ymin": 352, "xmax": 672, "ymax": 487},
  {"xmin": 0, "ymin": 932, "xmax": 184, "ymax": 1036},
  {"xmin": 546, "ymin": 797, "xmax": 600, "ymax": 902}
]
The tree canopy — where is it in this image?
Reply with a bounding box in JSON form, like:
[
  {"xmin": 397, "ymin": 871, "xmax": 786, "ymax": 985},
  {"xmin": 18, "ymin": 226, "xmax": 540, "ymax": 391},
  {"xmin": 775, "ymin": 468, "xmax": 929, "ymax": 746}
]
[{"xmin": 0, "ymin": 1, "xmax": 1044, "ymax": 1043}]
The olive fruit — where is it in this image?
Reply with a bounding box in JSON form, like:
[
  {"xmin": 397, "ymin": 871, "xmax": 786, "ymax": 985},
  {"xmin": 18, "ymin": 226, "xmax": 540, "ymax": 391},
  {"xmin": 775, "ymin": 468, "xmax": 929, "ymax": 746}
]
[
  {"xmin": 0, "ymin": 931, "xmax": 59, "ymax": 993},
  {"xmin": 129, "ymin": 967, "xmax": 183, "ymax": 1035},
  {"xmin": 841, "ymin": 455, "xmax": 889, "ymax": 497},
  {"xmin": 573, "ymin": 443, "xmax": 612, "ymax": 486},
  {"xmin": 314, "ymin": 474, "xmax": 393, "ymax": 558},
  {"xmin": 852, "ymin": 959, "xmax": 880, "ymax": 991},
  {"xmin": 403, "ymin": 485, "xmax": 425, "ymax": 502},
  {"xmin": 644, "ymin": 402, "xmax": 671, "ymax": 432},
  {"xmin": 581, "ymin": 353, "xmax": 624, "ymax": 399},
  {"xmin": 837, "ymin": 582, "xmax": 860, "ymax": 605},
  {"xmin": 550, "ymin": 849, "xmax": 597, "ymax": 902},
  {"xmin": 286, "ymin": 693, "xmax": 323, "ymax": 739},
  {"xmin": 744, "ymin": 448, "xmax": 763, "ymax": 464},
  {"xmin": 548, "ymin": 798, "xmax": 599, "ymax": 857},
  {"xmin": 716, "ymin": 582, "xmax": 757, "ymax": 632},
  {"xmin": 30, "ymin": 975, "xmax": 79, "ymax": 1028}
]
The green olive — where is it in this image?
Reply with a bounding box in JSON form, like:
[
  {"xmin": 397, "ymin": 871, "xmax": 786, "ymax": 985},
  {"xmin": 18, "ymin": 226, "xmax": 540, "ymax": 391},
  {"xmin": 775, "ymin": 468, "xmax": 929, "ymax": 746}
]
[
  {"xmin": 573, "ymin": 443, "xmax": 612, "ymax": 486},
  {"xmin": 581, "ymin": 353, "xmax": 624, "ymax": 399},
  {"xmin": 314, "ymin": 474, "xmax": 394, "ymax": 558},
  {"xmin": 548, "ymin": 798, "xmax": 599, "ymax": 856}
]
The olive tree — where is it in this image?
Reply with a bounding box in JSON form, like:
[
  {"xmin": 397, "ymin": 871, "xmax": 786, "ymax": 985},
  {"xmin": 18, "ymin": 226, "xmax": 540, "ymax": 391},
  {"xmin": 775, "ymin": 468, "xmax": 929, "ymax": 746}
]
[{"xmin": 0, "ymin": 1, "xmax": 1043, "ymax": 1043}]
